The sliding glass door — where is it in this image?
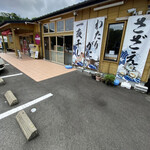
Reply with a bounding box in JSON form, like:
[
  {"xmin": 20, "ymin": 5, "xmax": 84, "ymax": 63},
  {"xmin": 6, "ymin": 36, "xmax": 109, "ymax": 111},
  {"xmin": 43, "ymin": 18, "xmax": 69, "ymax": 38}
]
[
  {"xmin": 44, "ymin": 37, "xmax": 49, "ymax": 60},
  {"xmin": 49, "ymin": 35, "xmax": 73, "ymax": 65}
]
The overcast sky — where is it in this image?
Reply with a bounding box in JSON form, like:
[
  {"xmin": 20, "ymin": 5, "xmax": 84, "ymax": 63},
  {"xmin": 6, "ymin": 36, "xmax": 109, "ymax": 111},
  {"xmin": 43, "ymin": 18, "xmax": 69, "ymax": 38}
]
[{"xmin": 0, "ymin": 0, "xmax": 85, "ymax": 19}]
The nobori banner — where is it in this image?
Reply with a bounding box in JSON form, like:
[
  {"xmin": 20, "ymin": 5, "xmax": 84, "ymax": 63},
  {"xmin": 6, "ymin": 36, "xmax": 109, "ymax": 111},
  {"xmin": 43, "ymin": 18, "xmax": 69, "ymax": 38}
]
[
  {"xmin": 85, "ymin": 17, "xmax": 105, "ymax": 70},
  {"xmin": 116, "ymin": 15, "xmax": 150, "ymax": 83},
  {"xmin": 72, "ymin": 20, "xmax": 87, "ymax": 67}
]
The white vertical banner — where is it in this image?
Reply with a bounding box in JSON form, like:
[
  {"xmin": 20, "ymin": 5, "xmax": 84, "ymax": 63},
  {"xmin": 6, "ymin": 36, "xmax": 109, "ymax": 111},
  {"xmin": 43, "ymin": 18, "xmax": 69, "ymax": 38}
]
[
  {"xmin": 72, "ymin": 20, "xmax": 87, "ymax": 66},
  {"xmin": 116, "ymin": 15, "xmax": 150, "ymax": 83},
  {"xmin": 85, "ymin": 17, "xmax": 105, "ymax": 70}
]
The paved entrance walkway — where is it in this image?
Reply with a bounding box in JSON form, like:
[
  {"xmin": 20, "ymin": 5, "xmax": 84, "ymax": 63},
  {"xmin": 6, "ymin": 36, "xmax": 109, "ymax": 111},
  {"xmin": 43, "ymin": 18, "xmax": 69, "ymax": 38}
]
[{"xmin": 0, "ymin": 52, "xmax": 75, "ymax": 82}]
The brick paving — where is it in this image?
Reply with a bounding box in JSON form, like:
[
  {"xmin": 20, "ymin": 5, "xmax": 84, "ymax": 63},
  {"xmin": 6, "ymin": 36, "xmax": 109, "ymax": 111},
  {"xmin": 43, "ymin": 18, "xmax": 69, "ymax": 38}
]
[{"xmin": 0, "ymin": 52, "xmax": 76, "ymax": 82}]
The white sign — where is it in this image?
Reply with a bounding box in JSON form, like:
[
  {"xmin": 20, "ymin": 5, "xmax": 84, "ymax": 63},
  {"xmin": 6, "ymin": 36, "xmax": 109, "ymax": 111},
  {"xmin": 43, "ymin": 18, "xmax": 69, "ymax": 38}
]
[
  {"xmin": 72, "ymin": 20, "xmax": 87, "ymax": 66},
  {"xmin": 35, "ymin": 51, "xmax": 39, "ymax": 58},
  {"xmin": 85, "ymin": 17, "xmax": 105, "ymax": 70},
  {"xmin": 116, "ymin": 15, "xmax": 150, "ymax": 83}
]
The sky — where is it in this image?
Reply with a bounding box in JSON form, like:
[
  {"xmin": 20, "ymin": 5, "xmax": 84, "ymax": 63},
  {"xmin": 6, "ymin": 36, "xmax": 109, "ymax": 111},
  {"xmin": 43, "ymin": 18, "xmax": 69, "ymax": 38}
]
[{"xmin": 0, "ymin": 0, "xmax": 85, "ymax": 19}]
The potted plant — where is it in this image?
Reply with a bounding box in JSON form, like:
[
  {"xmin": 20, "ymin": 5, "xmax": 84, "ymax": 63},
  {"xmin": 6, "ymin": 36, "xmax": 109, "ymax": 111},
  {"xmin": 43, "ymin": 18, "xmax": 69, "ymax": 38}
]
[
  {"xmin": 104, "ymin": 74, "xmax": 115, "ymax": 86},
  {"xmin": 96, "ymin": 73, "xmax": 103, "ymax": 82},
  {"xmin": 96, "ymin": 73, "xmax": 101, "ymax": 81}
]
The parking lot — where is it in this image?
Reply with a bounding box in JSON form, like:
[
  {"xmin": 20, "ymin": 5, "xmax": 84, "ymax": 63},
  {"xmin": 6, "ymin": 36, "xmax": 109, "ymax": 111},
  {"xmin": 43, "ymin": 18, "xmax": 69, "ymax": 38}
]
[{"xmin": 0, "ymin": 59, "xmax": 150, "ymax": 150}]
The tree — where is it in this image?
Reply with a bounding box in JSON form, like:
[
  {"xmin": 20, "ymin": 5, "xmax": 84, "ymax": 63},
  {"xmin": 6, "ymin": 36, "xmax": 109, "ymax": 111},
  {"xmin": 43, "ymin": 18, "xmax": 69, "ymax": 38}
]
[{"xmin": 0, "ymin": 12, "xmax": 30, "ymax": 24}]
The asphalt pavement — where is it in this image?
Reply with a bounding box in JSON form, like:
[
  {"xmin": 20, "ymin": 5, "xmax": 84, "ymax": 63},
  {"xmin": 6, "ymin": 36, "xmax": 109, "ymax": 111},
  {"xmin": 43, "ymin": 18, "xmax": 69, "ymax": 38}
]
[{"xmin": 0, "ymin": 62, "xmax": 150, "ymax": 150}]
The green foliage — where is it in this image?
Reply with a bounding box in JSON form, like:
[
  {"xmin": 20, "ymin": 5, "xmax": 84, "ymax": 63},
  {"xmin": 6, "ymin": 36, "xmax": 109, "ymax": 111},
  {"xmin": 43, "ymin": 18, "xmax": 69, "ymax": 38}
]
[
  {"xmin": 0, "ymin": 12, "xmax": 30, "ymax": 24},
  {"xmin": 32, "ymin": 17, "xmax": 37, "ymax": 21},
  {"xmin": 104, "ymin": 74, "xmax": 115, "ymax": 85}
]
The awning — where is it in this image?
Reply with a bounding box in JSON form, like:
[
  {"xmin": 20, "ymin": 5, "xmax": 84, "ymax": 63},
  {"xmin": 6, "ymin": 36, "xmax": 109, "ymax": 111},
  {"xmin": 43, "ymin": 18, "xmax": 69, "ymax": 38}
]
[{"xmin": 1, "ymin": 30, "xmax": 11, "ymax": 36}]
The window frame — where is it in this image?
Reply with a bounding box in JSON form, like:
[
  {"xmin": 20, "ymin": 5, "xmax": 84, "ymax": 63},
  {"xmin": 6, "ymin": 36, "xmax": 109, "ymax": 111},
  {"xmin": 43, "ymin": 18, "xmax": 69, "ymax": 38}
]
[
  {"xmin": 65, "ymin": 18, "xmax": 74, "ymax": 32},
  {"xmin": 57, "ymin": 20, "xmax": 65, "ymax": 33},
  {"xmin": 43, "ymin": 23, "xmax": 49, "ymax": 34},
  {"xmin": 102, "ymin": 20, "xmax": 127, "ymax": 63},
  {"xmin": 49, "ymin": 22, "xmax": 55, "ymax": 33}
]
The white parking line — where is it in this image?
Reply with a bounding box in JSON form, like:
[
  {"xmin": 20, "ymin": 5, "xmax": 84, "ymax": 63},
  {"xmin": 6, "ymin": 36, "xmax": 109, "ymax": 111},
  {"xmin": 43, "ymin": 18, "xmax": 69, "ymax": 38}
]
[
  {"xmin": 0, "ymin": 93, "xmax": 53, "ymax": 120},
  {"xmin": 1, "ymin": 73, "xmax": 23, "ymax": 79},
  {"xmin": 5, "ymin": 64, "xmax": 9, "ymax": 66}
]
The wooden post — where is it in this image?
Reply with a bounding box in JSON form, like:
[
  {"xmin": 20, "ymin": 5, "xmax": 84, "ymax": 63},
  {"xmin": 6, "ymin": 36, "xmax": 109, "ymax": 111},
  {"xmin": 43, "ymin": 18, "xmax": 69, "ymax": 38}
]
[
  {"xmin": 12, "ymin": 28, "xmax": 17, "ymax": 56},
  {"xmin": 2, "ymin": 35, "xmax": 6, "ymax": 53}
]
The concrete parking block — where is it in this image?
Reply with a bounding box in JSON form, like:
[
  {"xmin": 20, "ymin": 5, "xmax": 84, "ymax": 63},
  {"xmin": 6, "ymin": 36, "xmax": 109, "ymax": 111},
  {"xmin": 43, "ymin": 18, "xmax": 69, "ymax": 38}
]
[
  {"xmin": 4, "ymin": 90, "xmax": 18, "ymax": 106},
  {"xmin": 16, "ymin": 110, "xmax": 38, "ymax": 141},
  {"xmin": 0, "ymin": 77, "xmax": 5, "ymax": 85}
]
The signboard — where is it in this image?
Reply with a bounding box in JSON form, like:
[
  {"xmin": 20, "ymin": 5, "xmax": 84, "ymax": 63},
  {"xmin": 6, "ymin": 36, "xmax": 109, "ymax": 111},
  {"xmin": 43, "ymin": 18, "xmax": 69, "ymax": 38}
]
[
  {"xmin": 72, "ymin": 20, "xmax": 87, "ymax": 66},
  {"xmin": 29, "ymin": 44, "xmax": 39, "ymax": 59},
  {"xmin": 35, "ymin": 34, "xmax": 40, "ymax": 45},
  {"xmin": 116, "ymin": 15, "xmax": 150, "ymax": 83},
  {"xmin": 85, "ymin": 17, "xmax": 105, "ymax": 70},
  {"xmin": 1, "ymin": 30, "xmax": 10, "ymax": 36}
]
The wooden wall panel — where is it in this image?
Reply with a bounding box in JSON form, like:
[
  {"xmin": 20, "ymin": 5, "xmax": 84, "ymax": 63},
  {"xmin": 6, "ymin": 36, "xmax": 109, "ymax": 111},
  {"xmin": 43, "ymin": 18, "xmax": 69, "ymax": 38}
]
[
  {"xmin": 141, "ymin": 51, "xmax": 150, "ymax": 82},
  {"xmin": 89, "ymin": 7, "xmax": 98, "ymax": 18},
  {"xmin": 100, "ymin": 62, "xmax": 109, "ymax": 73},
  {"xmin": 107, "ymin": 6, "xmax": 119, "ymax": 20},
  {"xmin": 82, "ymin": 8, "xmax": 90, "ymax": 20},
  {"xmin": 75, "ymin": 10, "xmax": 82, "ymax": 21},
  {"xmin": 109, "ymin": 63, "xmax": 118, "ymax": 75},
  {"xmin": 97, "ymin": 9, "xmax": 108, "ymax": 17},
  {"xmin": 15, "ymin": 35, "xmax": 21, "ymax": 50}
]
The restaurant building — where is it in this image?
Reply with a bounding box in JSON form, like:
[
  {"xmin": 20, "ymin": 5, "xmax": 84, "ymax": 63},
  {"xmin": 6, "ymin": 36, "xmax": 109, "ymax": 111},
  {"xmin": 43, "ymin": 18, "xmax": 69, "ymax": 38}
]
[
  {"xmin": 0, "ymin": 20, "xmax": 42, "ymax": 57},
  {"xmin": 0, "ymin": 0, "xmax": 150, "ymax": 82}
]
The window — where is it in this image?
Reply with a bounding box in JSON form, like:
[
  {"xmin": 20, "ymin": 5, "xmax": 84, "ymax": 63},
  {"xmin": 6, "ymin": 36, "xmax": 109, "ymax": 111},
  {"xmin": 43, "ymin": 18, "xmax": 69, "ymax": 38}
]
[
  {"xmin": 65, "ymin": 18, "xmax": 74, "ymax": 31},
  {"xmin": 50, "ymin": 37, "xmax": 56, "ymax": 50},
  {"xmin": 57, "ymin": 21, "xmax": 64, "ymax": 32},
  {"xmin": 49, "ymin": 22, "xmax": 55, "ymax": 33},
  {"xmin": 43, "ymin": 24, "xmax": 48, "ymax": 33},
  {"xmin": 104, "ymin": 23, "xmax": 124, "ymax": 61}
]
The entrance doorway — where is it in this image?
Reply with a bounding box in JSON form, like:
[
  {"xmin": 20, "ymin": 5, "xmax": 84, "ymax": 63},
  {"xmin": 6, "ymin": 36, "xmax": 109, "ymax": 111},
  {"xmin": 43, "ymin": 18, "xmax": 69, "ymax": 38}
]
[
  {"xmin": 20, "ymin": 35, "xmax": 33, "ymax": 54},
  {"xmin": 49, "ymin": 35, "xmax": 73, "ymax": 65}
]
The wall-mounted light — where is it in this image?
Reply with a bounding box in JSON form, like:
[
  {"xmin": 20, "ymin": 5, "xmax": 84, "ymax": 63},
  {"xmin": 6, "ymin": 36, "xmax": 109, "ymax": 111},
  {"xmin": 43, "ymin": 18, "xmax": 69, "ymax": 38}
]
[
  {"xmin": 73, "ymin": 11, "xmax": 78, "ymax": 16},
  {"xmin": 25, "ymin": 22, "xmax": 37, "ymax": 24},
  {"xmin": 50, "ymin": 17, "xmax": 62, "ymax": 22},
  {"xmin": 116, "ymin": 16, "xmax": 128, "ymax": 21},
  {"xmin": 93, "ymin": 1, "xmax": 124, "ymax": 11},
  {"xmin": 127, "ymin": 8, "xmax": 137, "ymax": 16}
]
